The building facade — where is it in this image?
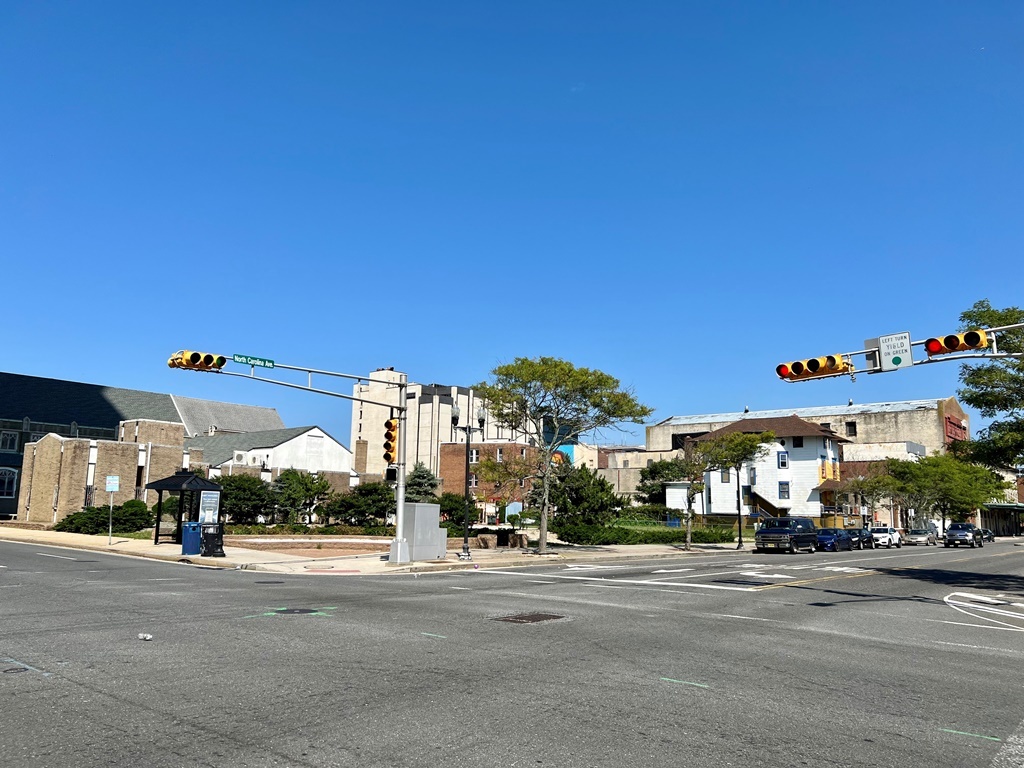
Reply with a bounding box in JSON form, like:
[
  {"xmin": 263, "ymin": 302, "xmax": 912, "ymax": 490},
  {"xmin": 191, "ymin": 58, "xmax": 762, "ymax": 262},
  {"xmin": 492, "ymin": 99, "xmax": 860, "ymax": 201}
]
[
  {"xmin": 351, "ymin": 369, "xmax": 539, "ymax": 478},
  {"xmin": 647, "ymin": 398, "xmax": 969, "ymax": 458}
]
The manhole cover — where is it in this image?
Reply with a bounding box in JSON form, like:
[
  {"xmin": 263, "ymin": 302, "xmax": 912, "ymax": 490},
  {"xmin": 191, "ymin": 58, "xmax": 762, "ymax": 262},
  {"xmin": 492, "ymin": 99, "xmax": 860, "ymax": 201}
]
[
  {"xmin": 3, "ymin": 667, "xmax": 27, "ymax": 674},
  {"xmin": 494, "ymin": 612, "xmax": 564, "ymax": 624},
  {"xmin": 275, "ymin": 608, "xmax": 318, "ymax": 615}
]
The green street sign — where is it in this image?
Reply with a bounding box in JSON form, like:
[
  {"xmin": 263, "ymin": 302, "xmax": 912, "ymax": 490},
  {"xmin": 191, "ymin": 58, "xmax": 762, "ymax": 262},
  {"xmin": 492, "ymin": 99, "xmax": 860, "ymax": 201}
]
[{"xmin": 233, "ymin": 354, "xmax": 275, "ymax": 369}]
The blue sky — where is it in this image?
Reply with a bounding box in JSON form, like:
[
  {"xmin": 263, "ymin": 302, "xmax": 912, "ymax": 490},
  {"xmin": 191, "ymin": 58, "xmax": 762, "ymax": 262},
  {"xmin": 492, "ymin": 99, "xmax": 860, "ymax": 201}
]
[{"xmin": 3, "ymin": 2, "xmax": 1021, "ymax": 446}]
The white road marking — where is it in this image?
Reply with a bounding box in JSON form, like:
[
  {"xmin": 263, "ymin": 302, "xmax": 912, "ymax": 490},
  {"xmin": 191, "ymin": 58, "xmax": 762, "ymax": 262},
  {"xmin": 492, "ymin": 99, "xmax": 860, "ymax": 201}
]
[
  {"xmin": 992, "ymin": 714, "xmax": 1024, "ymax": 768},
  {"xmin": 934, "ymin": 641, "xmax": 1020, "ymax": 654},
  {"xmin": 563, "ymin": 565, "xmax": 628, "ymax": 571},
  {"xmin": 450, "ymin": 586, "xmax": 470, "ymax": 590},
  {"xmin": 652, "ymin": 568, "xmax": 695, "ymax": 574},
  {"xmin": 36, "ymin": 553, "xmax": 76, "ymax": 560},
  {"xmin": 739, "ymin": 572, "xmax": 790, "ymax": 578},
  {"xmin": 146, "ymin": 578, "xmax": 181, "ymax": 581},
  {"xmin": 526, "ymin": 580, "xmax": 556, "ymax": 584},
  {"xmin": 944, "ymin": 592, "xmax": 1024, "ymax": 630},
  {"xmin": 485, "ymin": 570, "xmax": 757, "ymax": 592},
  {"xmin": 0, "ymin": 565, "xmax": 7, "ymax": 568},
  {"xmin": 710, "ymin": 614, "xmax": 781, "ymax": 622}
]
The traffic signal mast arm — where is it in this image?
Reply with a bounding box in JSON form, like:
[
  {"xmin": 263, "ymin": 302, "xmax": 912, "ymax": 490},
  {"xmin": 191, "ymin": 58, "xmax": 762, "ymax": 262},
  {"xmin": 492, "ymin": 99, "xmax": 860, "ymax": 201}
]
[
  {"xmin": 166, "ymin": 350, "xmax": 412, "ymax": 561},
  {"xmin": 775, "ymin": 321, "xmax": 1024, "ymax": 381}
]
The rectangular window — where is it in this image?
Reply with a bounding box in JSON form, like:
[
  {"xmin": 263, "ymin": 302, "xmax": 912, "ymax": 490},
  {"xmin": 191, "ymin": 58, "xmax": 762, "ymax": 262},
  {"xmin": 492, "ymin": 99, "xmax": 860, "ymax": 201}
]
[
  {"xmin": 0, "ymin": 431, "xmax": 17, "ymax": 452},
  {"xmin": 845, "ymin": 421, "xmax": 857, "ymax": 437},
  {"xmin": 793, "ymin": 436, "xmax": 804, "ymax": 448},
  {"xmin": 720, "ymin": 468, "xmax": 730, "ymax": 482},
  {"xmin": 819, "ymin": 422, "xmax": 831, "ymax": 431},
  {"xmin": 469, "ymin": 474, "xmax": 478, "ymax": 488},
  {"xmin": 824, "ymin": 438, "xmax": 832, "ymax": 451},
  {"xmin": 520, "ymin": 448, "xmax": 527, "ymax": 458},
  {"xmin": 778, "ymin": 481, "xmax": 791, "ymax": 500},
  {"xmin": 777, "ymin": 452, "xmax": 789, "ymax": 469},
  {"xmin": 519, "ymin": 478, "xmax": 526, "ymax": 488},
  {"xmin": 0, "ymin": 468, "xmax": 17, "ymax": 498},
  {"xmin": 496, "ymin": 448, "xmax": 503, "ymax": 463},
  {"xmin": 748, "ymin": 467, "xmax": 757, "ymax": 485},
  {"xmin": 469, "ymin": 449, "xmax": 479, "ymax": 464}
]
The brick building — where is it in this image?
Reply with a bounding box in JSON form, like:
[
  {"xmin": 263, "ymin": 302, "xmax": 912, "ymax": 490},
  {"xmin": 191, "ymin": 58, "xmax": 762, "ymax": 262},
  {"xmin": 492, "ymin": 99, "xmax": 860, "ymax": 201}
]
[{"xmin": 438, "ymin": 441, "xmax": 539, "ymax": 522}]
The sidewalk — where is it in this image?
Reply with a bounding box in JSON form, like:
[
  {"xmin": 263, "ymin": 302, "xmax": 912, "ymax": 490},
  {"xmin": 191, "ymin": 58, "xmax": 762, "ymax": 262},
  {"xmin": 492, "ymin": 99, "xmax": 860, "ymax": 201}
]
[{"xmin": 0, "ymin": 525, "xmax": 750, "ymax": 575}]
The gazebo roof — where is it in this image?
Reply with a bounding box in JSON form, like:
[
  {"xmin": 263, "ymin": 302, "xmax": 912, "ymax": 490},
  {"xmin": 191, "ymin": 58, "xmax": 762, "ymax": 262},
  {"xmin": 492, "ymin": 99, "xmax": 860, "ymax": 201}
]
[{"xmin": 145, "ymin": 470, "xmax": 222, "ymax": 492}]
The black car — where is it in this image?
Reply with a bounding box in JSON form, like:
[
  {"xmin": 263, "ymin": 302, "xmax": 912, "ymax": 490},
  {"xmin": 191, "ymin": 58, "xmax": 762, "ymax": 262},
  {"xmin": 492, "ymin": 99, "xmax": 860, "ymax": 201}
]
[
  {"xmin": 847, "ymin": 528, "xmax": 875, "ymax": 550},
  {"xmin": 816, "ymin": 528, "xmax": 853, "ymax": 552},
  {"xmin": 980, "ymin": 528, "xmax": 996, "ymax": 542}
]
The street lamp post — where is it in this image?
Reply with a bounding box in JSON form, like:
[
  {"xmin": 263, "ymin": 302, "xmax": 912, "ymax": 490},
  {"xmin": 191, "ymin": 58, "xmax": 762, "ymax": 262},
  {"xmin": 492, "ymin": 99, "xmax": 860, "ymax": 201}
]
[{"xmin": 452, "ymin": 404, "xmax": 486, "ymax": 561}]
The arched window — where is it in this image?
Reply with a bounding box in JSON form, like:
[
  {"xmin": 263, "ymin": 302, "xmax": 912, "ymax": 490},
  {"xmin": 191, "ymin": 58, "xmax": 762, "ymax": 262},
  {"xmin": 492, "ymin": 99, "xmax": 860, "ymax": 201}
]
[{"xmin": 0, "ymin": 468, "xmax": 17, "ymax": 498}]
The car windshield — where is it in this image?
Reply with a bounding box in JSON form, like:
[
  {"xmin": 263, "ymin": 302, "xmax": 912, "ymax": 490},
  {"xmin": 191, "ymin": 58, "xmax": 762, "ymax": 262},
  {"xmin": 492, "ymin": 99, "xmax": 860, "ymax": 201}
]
[
  {"xmin": 910, "ymin": 530, "xmax": 929, "ymax": 535},
  {"xmin": 763, "ymin": 520, "xmax": 795, "ymax": 529},
  {"xmin": 870, "ymin": 528, "xmax": 887, "ymax": 533},
  {"xmin": 818, "ymin": 528, "xmax": 837, "ymax": 535},
  {"xmin": 949, "ymin": 523, "xmax": 971, "ymax": 530}
]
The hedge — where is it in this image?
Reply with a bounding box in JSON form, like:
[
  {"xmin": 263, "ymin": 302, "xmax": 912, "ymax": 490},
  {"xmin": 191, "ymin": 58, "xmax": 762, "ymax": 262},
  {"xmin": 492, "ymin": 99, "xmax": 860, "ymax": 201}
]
[
  {"xmin": 553, "ymin": 523, "xmax": 734, "ymax": 546},
  {"xmin": 55, "ymin": 500, "xmax": 155, "ymax": 535}
]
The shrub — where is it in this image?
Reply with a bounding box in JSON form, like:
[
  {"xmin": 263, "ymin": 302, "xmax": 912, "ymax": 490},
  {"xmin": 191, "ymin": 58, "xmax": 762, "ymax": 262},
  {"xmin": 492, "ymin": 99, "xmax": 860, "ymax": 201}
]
[
  {"xmin": 55, "ymin": 503, "xmax": 155, "ymax": 535},
  {"xmin": 552, "ymin": 523, "xmax": 734, "ymax": 546}
]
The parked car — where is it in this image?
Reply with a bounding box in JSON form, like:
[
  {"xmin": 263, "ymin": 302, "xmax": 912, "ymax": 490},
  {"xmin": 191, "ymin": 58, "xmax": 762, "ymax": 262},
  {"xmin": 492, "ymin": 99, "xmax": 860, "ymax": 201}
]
[
  {"xmin": 905, "ymin": 528, "xmax": 937, "ymax": 546},
  {"xmin": 944, "ymin": 522, "xmax": 983, "ymax": 548},
  {"xmin": 980, "ymin": 528, "xmax": 996, "ymax": 542},
  {"xmin": 870, "ymin": 526, "xmax": 902, "ymax": 548},
  {"xmin": 755, "ymin": 517, "xmax": 818, "ymax": 554},
  {"xmin": 816, "ymin": 528, "xmax": 853, "ymax": 552},
  {"xmin": 847, "ymin": 528, "xmax": 876, "ymax": 550}
]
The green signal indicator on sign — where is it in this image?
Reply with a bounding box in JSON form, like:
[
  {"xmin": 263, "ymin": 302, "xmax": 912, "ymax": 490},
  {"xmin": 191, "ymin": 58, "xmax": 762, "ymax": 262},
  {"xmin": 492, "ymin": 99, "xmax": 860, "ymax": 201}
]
[{"xmin": 892, "ymin": 356, "xmax": 902, "ymax": 366}]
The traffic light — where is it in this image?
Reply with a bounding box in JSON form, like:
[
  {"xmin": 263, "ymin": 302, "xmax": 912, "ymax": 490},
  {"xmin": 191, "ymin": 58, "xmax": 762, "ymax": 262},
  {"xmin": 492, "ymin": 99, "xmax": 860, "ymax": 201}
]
[
  {"xmin": 923, "ymin": 330, "xmax": 988, "ymax": 356},
  {"xmin": 776, "ymin": 354, "xmax": 852, "ymax": 381},
  {"xmin": 167, "ymin": 350, "xmax": 227, "ymax": 371},
  {"xmin": 383, "ymin": 418, "xmax": 400, "ymax": 464}
]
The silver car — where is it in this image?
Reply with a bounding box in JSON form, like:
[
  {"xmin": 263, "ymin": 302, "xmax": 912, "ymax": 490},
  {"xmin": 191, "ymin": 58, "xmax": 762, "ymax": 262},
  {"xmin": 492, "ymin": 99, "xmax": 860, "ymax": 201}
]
[{"xmin": 906, "ymin": 528, "xmax": 937, "ymax": 546}]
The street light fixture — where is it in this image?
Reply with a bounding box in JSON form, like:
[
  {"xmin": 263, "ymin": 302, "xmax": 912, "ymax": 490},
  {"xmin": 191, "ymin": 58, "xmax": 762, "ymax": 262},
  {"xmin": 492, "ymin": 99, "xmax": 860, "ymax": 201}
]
[{"xmin": 452, "ymin": 404, "xmax": 486, "ymax": 561}]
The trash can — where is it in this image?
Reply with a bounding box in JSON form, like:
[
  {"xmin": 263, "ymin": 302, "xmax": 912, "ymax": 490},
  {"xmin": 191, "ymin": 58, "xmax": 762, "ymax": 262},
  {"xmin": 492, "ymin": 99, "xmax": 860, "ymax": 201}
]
[
  {"xmin": 200, "ymin": 523, "xmax": 225, "ymax": 557},
  {"xmin": 181, "ymin": 522, "xmax": 201, "ymax": 556}
]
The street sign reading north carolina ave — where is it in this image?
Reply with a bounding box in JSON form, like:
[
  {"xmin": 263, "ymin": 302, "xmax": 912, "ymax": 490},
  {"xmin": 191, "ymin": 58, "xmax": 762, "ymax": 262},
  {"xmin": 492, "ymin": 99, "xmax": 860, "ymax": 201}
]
[
  {"xmin": 877, "ymin": 332, "xmax": 913, "ymax": 372},
  {"xmin": 233, "ymin": 354, "xmax": 275, "ymax": 369}
]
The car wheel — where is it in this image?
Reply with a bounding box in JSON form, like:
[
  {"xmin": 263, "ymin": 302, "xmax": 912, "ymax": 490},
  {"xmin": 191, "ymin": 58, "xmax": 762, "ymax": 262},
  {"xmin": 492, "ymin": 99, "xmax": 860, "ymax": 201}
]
[
  {"xmin": 896, "ymin": 540, "xmax": 901, "ymax": 548},
  {"xmin": 886, "ymin": 541, "xmax": 892, "ymax": 548},
  {"xmin": 979, "ymin": 540, "xmax": 984, "ymax": 548},
  {"xmin": 970, "ymin": 541, "xmax": 976, "ymax": 548},
  {"xmin": 808, "ymin": 541, "xmax": 816, "ymax": 554},
  {"xmin": 789, "ymin": 541, "xmax": 799, "ymax": 554},
  {"xmin": 944, "ymin": 542, "xmax": 950, "ymax": 547},
  {"xmin": 857, "ymin": 541, "xmax": 863, "ymax": 550}
]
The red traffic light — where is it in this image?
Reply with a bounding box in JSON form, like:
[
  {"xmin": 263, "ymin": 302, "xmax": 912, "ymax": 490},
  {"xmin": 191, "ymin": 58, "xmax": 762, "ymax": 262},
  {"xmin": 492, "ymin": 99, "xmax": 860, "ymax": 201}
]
[
  {"xmin": 776, "ymin": 355, "xmax": 851, "ymax": 381},
  {"xmin": 776, "ymin": 363, "xmax": 790, "ymax": 378},
  {"xmin": 924, "ymin": 330, "xmax": 988, "ymax": 356}
]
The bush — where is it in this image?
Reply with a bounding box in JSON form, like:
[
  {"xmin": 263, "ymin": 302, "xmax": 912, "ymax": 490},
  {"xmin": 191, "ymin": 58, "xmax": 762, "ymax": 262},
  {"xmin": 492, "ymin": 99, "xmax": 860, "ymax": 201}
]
[
  {"xmin": 55, "ymin": 503, "xmax": 155, "ymax": 535},
  {"xmin": 621, "ymin": 504, "xmax": 672, "ymax": 520},
  {"xmin": 552, "ymin": 523, "xmax": 734, "ymax": 546}
]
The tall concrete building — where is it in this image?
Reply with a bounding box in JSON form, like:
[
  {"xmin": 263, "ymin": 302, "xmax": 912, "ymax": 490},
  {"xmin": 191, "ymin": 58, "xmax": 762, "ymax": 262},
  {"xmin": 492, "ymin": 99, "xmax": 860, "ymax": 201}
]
[{"xmin": 350, "ymin": 369, "xmax": 538, "ymax": 477}]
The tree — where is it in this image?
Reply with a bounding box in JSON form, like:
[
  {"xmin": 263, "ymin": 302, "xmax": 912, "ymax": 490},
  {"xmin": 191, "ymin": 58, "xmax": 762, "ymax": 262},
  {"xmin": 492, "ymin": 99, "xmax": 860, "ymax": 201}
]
[
  {"xmin": 546, "ymin": 463, "xmax": 622, "ymax": 527},
  {"xmin": 474, "ymin": 357, "xmax": 653, "ymax": 553},
  {"xmin": 888, "ymin": 455, "xmax": 1010, "ymax": 531},
  {"xmin": 272, "ymin": 469, "xmax": 333, "ymax": 523},
  {"xmin": 635, "ymin": 458, "xmax": 691, "ymax": 506},
  {"xmin": 475, "ymin": 452, "xmax": 544, "ymax": 530},
  {"xmin": 839, "ymin": 466, "xmax": 901, "ymax": 527},
  {"xmin": 701, "ymin": 431, "xmax": 774, "ymax": 549},
  {"xmin": 218, "ymin": 474, "xmax": 273, "ymax": 525},
  {"xmin": 326, "ymin": 482, "xmax": 396, "ymax": 527},
  {"xmin": 951, "ymin": 300, "xmax": 1024, "ymax": 469},
  {"xmin": 405, "ymin": 462, "xmax": 440, "ymax": 502}
]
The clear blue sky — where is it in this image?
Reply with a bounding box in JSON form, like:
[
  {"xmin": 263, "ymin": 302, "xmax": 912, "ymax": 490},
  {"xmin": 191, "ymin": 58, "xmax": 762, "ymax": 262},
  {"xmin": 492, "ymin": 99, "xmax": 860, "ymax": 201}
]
[{"xmin": 3, "ymin": 2, "xmax": 1021, "ymax": 445}]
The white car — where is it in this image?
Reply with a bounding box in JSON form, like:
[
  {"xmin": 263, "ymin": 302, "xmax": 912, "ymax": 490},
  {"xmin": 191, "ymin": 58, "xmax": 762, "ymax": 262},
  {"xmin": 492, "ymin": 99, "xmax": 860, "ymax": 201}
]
[{"xmin": 870, "ymin": 527, "xmax": 902, "ymax": 548}]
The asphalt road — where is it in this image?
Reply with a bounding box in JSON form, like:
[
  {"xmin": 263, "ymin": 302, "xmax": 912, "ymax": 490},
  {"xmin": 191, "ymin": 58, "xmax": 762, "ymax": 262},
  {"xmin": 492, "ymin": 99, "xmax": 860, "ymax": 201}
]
[{"xmin": 2, "ymin": 539, "xmax": 1024, "ymax": 767}]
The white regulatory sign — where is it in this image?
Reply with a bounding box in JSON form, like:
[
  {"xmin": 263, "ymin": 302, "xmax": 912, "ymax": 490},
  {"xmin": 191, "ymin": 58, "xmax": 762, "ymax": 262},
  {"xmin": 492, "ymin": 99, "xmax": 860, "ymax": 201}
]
[{"xmin": 878, "ymin": 332, "xmax": 913, "ymax": 371}]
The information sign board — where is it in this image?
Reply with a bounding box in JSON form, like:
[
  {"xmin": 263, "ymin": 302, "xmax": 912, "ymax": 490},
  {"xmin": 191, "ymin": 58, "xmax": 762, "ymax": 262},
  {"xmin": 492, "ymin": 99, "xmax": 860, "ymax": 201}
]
[
  {"xmin": 105, "ymin": 475, "xmax": 119, "ymax": 493},
  {"xmin": 878, "ymin": 332, "xmax": 913, "ymax": 372}
]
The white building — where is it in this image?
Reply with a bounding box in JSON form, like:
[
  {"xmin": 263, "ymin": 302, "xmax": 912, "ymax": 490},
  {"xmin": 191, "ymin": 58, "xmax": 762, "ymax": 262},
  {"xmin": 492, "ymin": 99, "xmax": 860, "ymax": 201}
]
[{"xmin": 665, "ymin": 415, "xmax": 846, "ymax": 521}]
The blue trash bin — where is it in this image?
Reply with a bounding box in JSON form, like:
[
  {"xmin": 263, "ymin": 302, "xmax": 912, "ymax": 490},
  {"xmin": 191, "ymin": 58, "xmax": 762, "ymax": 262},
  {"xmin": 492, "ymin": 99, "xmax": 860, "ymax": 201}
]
[{"xmin": 181, "ymin": 522, "xmax": 201, "ymax": 556}]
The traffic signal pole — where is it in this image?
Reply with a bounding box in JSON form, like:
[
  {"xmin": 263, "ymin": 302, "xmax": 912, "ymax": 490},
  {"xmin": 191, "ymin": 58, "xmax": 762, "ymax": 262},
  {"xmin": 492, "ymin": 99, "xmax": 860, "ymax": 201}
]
[{"xmin": 167, "ymin": 355, "xmax": 413, "ymax": 563}]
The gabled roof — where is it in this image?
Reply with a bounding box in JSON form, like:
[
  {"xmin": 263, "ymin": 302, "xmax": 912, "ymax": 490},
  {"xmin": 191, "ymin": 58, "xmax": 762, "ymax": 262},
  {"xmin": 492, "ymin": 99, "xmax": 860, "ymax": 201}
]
[
  {"xmin": 146, "ymin": 470, "xmax": 222, "ymax": 492},
  {"xmin": 171, "ymin": 395, "xmax": 284, "ymax": 437},
  {"xmin": 697, "ymin": 414, "xmax": 848, "ymax": 442},
  {"xmin": 185, "ymin": 426, "xmax": 317, "ymax": 467},
  {"xmin": 0, "ymin": 372, "xmax": 180, "ymax": 428},
  {"xmin": 0, "ymin": 371, "xmax": 286, "ymax": 436}
]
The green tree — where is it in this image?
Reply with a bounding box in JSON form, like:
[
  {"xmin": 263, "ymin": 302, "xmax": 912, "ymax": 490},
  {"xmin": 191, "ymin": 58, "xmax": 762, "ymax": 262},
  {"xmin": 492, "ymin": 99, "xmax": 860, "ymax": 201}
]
[
  {"xmin": 272, "ymin": 469, "xmax": 333, "ymax": 523},
  {"xmin": 839, "ymin": 466, "xmax": 901, "ymax": 527},
  {"xmin": 327, "ymin": 482, "xmax": 396, "ymax": 527},
  {"xmin": 546, "ymin": 463, "xmax": 622, "ymax": 527},
  {"xmin": 405, "ymin": 462, "xmax": 440, "ymax": 502},
  {"xmin": 218, "ymin": 474, "xmax": 273, "ymax": 525},
  {"xmin": 951, "ymin": 300, "xmax": 1024, "ymax": 469},
  {"xmin": 635, "ymin": 458, "xmax": 691, "ymax": 506},
  {"xmin": 474, "ymin": 357, "xmax": 652, "ymax": 552},
  {"xmin": 888, "ymin": 455, "xmax": 1010, "ymax": 530},
  {"xmin": 701, "ymin": 431, "xmax": 774, "ymax": 549},
  {"xmin": 475, "ymin": 452, "xmax": 543, "ymax": 530}
]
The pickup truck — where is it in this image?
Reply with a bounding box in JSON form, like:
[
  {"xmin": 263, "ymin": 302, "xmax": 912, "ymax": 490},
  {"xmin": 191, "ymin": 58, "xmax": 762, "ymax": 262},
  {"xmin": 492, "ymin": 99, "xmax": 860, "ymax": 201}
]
[
  {"xmin": 944, "ymin": 522, "xmax": 983, "ymax": 548},
  {"xmin": 755, "ymin": 517, "xmax": 818, "ymax": 554}
]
